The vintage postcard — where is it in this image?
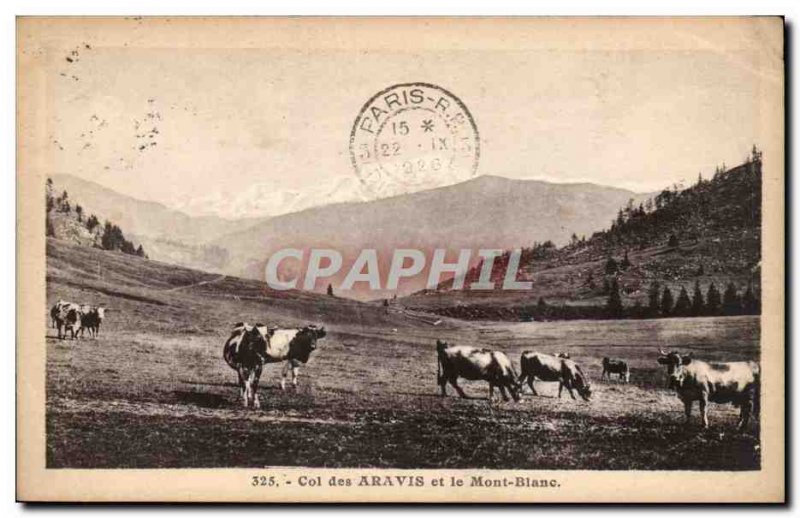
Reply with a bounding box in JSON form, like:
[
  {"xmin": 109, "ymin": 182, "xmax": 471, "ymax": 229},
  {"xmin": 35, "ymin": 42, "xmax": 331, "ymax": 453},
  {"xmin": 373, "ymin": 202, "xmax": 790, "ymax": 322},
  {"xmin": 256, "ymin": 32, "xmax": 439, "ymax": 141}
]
[{"xmin": 17, "ymin": 17, "xmax": 785, "ymax": 503}]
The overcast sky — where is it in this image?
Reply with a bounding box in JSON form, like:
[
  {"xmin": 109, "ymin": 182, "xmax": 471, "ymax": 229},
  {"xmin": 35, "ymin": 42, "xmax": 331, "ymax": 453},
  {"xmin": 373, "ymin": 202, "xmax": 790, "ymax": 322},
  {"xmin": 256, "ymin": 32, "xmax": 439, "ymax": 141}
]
[{"xmin": 27, "ymin": 17, "xmax": 782, "ymax": 208}]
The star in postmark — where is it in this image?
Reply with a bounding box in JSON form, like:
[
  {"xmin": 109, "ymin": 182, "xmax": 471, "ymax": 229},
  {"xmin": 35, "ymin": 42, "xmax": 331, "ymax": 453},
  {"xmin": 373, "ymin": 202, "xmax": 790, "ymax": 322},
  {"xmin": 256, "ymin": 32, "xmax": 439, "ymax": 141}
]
[{"xmin": 421, "ymin": 119, "xmax": 435, "ymax": 132}]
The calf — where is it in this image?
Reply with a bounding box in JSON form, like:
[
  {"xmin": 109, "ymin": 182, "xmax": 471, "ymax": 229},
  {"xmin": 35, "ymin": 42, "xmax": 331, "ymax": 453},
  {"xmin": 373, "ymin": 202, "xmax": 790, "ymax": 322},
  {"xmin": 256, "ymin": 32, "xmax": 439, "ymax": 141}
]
[
  {"xmin": 436, "ymin": 340, "xmax": 521, "ymax": 402},
  {"xmin": 518, "ymin": 352, "xmax": 592, "ymax": 401},
  {"xmin": 601, "ymin": 357, "xmax": 630, "ymax": 383},
  {"xmin": 657, "ymin": 349, "xmax": 760, "ymax": 430}
]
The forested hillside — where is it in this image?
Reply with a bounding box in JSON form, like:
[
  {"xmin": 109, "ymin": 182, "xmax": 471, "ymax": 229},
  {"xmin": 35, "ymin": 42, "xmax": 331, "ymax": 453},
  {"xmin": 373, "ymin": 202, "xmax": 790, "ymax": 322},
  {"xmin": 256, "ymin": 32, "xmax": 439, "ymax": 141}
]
[
  {"xmin": 403, "ymin": 148, "xmax": 763, "ymax": 321},
  {"xmin": 46, "ymin": 177, "xmax": 147, "ymax": 258}
]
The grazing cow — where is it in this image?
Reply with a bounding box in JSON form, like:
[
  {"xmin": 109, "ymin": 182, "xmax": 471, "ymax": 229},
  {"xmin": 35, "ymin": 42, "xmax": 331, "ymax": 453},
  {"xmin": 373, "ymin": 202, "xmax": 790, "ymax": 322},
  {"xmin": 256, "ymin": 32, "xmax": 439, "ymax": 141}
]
[
  {"xmin": 50, "ymin": 299, "xmax": 69, "ymax": 329},
  {"xmin": 436, "ymin": 340, "xmax": 521, "ymax": 402},
  {"xmin": 657, "ymin": 349, "xmax": 760, "ymax": 430},
  {"xmin": 518, "ymin": 352, "xmax": 592, "ymax": 401},
  {"xmin": 223, "ymin": 322, "xmax": 271, "ymax": 408},
  {"xmin": 79, "ymin": 306, "xmax": 106, "ymax": 338},
  {"xmin": 262, "ymin": 325, "xmax": 327, "ymax": 390},
  {"xmin": 601, "ymin": 357, "xmax": 631, "ymax": 383},
  {"xmin": 53, "ymin": 302, "xmax": 83, "ymax": 340}
]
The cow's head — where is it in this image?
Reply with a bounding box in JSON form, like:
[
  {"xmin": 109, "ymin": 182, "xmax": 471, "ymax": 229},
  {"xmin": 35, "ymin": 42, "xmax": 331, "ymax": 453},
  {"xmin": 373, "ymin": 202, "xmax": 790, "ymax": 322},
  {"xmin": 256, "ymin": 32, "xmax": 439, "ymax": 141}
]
[
  {"xmin": 436, "ymin": 339, "xmax": 449, "ymax": 353},
  {"xmin": 96, "ymin": 307, "xmax": 106, "ymax": 320},
  {"xmin": 577, "ymin": 383, "xmax": 592, "ymax": 401},
  {"xmin": 303, "ymin": 325, "xmax": 326, "ymax": 348},
  {"xmin": 288, "ymin": 325, "xmax": 326, "ymax": 363},
  {"xmin": 246, "ymin": 326, "xmax": 270, "ymax": 363},
  {"xmin": 657, "ymin": 349, "xmax": 693, "ymax": 389},
  {"xmin": 557, "ymin": 352, "xmax": 571, "ymax": 359}
]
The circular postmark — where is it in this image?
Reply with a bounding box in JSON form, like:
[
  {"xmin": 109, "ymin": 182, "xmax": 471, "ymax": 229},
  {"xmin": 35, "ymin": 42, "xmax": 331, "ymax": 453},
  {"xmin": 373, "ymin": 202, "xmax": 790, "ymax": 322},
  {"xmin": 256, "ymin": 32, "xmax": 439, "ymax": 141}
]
[{"xmin": 349, "ymin": 83, "xmax": 480, "ymax": 197}]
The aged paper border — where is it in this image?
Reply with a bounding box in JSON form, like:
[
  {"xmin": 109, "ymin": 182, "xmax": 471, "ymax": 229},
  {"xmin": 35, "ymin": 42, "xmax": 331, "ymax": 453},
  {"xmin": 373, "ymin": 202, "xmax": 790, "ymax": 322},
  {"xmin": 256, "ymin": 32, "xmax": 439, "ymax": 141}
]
[{"xmin": 16, "ymin": 16, "xmax": 785, "ymax": 503}]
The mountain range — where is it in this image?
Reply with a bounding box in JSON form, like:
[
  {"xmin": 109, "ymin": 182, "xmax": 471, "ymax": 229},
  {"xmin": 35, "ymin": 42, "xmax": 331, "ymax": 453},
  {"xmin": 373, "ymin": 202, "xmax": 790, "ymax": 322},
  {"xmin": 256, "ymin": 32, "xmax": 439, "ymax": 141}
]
[
  {"xmin": 171, "ymin": 175, "xmax": 372, "ymax": 219},
  {"xmin": 51, "ymin": 173, "xmax": 647, "ymax": 296}
]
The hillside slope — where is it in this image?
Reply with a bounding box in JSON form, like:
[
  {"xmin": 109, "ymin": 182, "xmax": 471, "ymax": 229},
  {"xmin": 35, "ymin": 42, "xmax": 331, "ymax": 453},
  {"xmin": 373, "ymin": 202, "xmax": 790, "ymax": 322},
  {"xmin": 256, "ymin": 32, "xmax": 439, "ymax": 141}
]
[
  {"xmin": 51, "ymin": 174, "xmax": 260, "ymax": 271},
  {"xmin": 46, "ymin": 178, "xmax": 145, "ymax": 257},
  {"xmin": 46, "ymin": 238, "xmax": 439, "ymax": 333},
  {"xmin": 402, "ymin": 156, "xmax": 762, "ymax": 320}
]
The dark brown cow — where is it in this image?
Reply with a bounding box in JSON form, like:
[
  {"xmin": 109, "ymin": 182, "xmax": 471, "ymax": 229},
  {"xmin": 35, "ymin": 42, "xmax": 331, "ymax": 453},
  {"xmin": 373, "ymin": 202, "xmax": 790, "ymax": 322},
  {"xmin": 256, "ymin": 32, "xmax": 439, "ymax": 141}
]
[
  {"xmin": 601, "ymin": 357, "xmax": 630, "ymax": 383},
  {"xmin": 79, "ymin": 306, "xmax": 106, "ymax": 338},
  {"xmin": 657, "ymin": 349, "xmax": 760, "ymax": 429}
]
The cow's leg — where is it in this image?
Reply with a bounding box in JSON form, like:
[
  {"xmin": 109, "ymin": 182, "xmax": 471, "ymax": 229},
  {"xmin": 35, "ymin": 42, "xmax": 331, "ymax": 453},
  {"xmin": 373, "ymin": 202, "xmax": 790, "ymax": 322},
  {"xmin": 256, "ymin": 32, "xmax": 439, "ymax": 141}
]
[
  {"xmin": 528, "ymin": 378, "xmax": 538, "ymax": 396},
  {"xmin": 280, "ymin": 361, "xmax": 291, "ymax": 390},
  {"xmin": 683, "ymin": 399, "xmax": 693, "ymax": 424},
  {"xmin": 602, "ymin": 368, "xmax": 607, "ymax": 381},
  {"xmin": 246, "ymin": 369, "xmax": 260, "ymax": 408},
  {"xmin": 699, "ymin": 394, "xmax": 709, "ymax": 428},
  {"xmin": 498, "ymin": 384, "xmax": 509, "ymax": 402},
  {"xmin": 738, "ymin": 396, "xmax": 753, "ymax": 431},
  {"xmin": 252, "ymin": 366, "xmax": 262, "ymax": 409},
  {"xmin": 488, "ymin": 382, "xmax": 494, "ymax": 401},
  {"xmin": 558, "ymin": 381, "xmax": 563, "ymax": 398},
  {"xmin": 517, "ymin": 373, "xmax": 526, "ymax": 393},
  {"xmin": 563, "ymin": 380, "xmax": 577, "ymax": 400},
  {"xmin": 238, "ymin": 367, "xmax": 249, "ymax": 407},
  {"xmin": 450, "ymin": 377, "xmax": 468, "ymax": 399},
  {"xmin": 291, "ymin": 362, "xmax": 300, "ymax": 389},
  {"xmin": 439, "ymin": 376, "xmax": 448, "ymax": 397},
  {"xmin": 506, "ymin": 381, "xmax": 520, "ymax": 402},
  {"xmin": 236, "ymin": 369, "xmax": 245, "ymax": 400}
]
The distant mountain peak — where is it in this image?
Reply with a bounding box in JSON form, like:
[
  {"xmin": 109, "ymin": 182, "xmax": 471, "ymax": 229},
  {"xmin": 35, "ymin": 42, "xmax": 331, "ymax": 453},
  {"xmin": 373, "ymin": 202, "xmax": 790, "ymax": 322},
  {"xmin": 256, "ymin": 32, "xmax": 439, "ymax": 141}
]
[{"xmin": 172, "ymin": 175, "xmax": 372, "ymax": 219}]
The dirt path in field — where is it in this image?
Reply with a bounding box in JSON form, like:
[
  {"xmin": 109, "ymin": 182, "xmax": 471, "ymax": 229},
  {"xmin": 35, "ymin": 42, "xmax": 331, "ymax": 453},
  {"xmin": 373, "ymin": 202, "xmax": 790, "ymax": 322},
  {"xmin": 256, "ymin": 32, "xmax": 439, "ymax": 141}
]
[
  {"xmin": 163, "ymin": 274, "xmax": 228, "ymax": 293},
  {"xmin": 49, "ymin": 396, "xmax": 354, "ymax": 426}
]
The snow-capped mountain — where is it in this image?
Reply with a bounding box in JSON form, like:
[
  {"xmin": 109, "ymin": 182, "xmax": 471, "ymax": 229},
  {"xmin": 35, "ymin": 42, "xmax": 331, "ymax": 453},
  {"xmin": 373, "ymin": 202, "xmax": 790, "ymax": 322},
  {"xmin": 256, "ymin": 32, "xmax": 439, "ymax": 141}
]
[
  {"xmin": 173, "ymin": 175, "xmax": 373, "ymax": 219},
  {"xmin": 172, "ymin": 172, "xmax": 481, "ymax": 220}
]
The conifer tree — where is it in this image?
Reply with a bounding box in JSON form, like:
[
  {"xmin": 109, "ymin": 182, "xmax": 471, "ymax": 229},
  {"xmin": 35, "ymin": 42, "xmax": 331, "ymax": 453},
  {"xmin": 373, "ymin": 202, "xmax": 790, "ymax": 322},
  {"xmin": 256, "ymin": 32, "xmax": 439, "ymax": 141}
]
[
  {"xmin": 661, "ymin": 286, "xmax": 674, "ymax": 316},
  {"xmin": 648, "ymin": 281, "xmax": 661, "ymax": 316},
  {"xmin": 706, "ymin": 282, "xmax": 721, "ymax": 315},
  {"xmin": 674, "ymin": 286, "xmax": 692, "ymax": 316},
  {"xmin": 742, "ymin": 282, "xmax": 760, "ymax": 315},
  {"xmin": 722, "ymin": 282, "xmax": 741, "ymax": 316},
  {"xmin": 607, "ymin": 278, "xmax": 624, "ymax": 318},
  {"xmin": 691, "ymin": 280, "xmax": 705, "ymax": 316}
]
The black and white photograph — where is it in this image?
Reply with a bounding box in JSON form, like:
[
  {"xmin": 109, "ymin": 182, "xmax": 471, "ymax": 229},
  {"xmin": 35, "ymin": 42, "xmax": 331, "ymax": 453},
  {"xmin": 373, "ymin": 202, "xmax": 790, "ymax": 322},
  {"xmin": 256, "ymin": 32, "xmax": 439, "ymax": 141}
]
[{"xmin": 16, "ymin": 15, "xmax": 785, "ymax": 503}]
